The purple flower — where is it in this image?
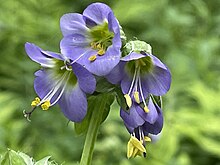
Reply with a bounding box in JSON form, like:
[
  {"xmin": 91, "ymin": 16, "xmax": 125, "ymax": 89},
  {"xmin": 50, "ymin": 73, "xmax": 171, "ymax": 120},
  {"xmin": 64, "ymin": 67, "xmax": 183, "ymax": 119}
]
[
  {"xmin": 121, "ymin": 98, "xmax": 163, "ymax": 134},
  {"xmin": 60, "ymin": 3, "xmax": 122, "ymax": 76},
  {"xmin": 123, "ymin": 100, "xmax": 163, "ymax": 158},
  {"xmin": 106, "ymin": 41, "xmax": 171, "ymax": 110},
  {"xmin": 106, "ymin": 40, "xmax": 170, "ymax": 158},
  {"xmin": 24, "ymin": 42, "xmax": 96, "ymax": 122}
]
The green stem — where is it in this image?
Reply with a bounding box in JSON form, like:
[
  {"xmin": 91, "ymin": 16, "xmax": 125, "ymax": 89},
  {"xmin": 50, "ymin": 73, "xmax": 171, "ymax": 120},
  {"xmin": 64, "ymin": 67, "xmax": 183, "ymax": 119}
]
[{"xmin": 79, "ymin": 96, "xmax": 107, "ymax": 165}]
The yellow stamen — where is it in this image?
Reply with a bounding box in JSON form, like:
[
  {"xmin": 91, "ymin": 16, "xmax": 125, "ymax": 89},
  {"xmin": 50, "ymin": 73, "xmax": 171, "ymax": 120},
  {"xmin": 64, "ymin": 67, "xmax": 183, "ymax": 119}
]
[
  {"xmin": 90, "ymin": 42, "xmax": 96, "ymax": 49},
  {"xmin": 31, "ymin": 97, "xmax": 41, "ymax": 107},
  {"xmin": 124, "ymin": 94, "xmax": 132, "ymax": 108},
  {"xmin": 96, "ymin": 43, "xmax": 102, "ymax": 49},
  {"xmin": 144, "ymin": 136, "xmax": 151, "ymax": 142},
  {"xmin": 127, "ymin": 136, "xmax": 147, "ymax": 158},
  {"xmin": 132, "ymin": 147, "xmax": 139, "ymax": 158},
  {"xmin": 97, "ymin": 49, "xmax": 105, "ymax": 56},
  {"xmin": 130, "ymin": 136, "xmax": 146, "ymax": 153},
  {"xmin": 127, "ymin": 139, "xmax": 134, "ymax": 158},
  {"xmin": 88, "ymin": 55, "xmax": 97, "ymax": 62},
  {"xmin": 134, "ymin": 91, "xmax": 140, "ymax": 104},
  {"xmin": 41, "ymin": 101, "xmax": 51, "ymax": 111},
  {"xmin": 144, "ymin": 106, "xmax": 149, "ymax": 113}
]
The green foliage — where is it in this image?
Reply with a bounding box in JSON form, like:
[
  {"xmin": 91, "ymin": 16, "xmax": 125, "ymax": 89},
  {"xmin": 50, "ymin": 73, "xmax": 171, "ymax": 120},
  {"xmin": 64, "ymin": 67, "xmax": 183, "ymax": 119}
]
[
  {"xmin": 75, "ymin": 92, "xmax": 115, "ymax": 135},
  {"xmin": 0, "ymin": 149, "xmax": 57, "ymax": 165},
  {"xmin": 0, "ymin": 0, "xmax": 220, "ymax": 165}
]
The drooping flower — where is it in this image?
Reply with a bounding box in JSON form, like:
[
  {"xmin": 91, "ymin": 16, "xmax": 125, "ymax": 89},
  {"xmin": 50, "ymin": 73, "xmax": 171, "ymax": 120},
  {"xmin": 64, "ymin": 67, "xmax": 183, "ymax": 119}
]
[
  {"xmin": 24, "ymin": 42, "xmax": 96, "ymax": 122},
  {"xmin": 106, "ymin": 40, "xmax": 170, "ymax": 157},
  {"xmin": 121, "ymin": 100, "xmax": 164, "ymax": 158},
  {"xmin": 106, "ymin": 40, "xmax": 171, "ymax": 110},
  {"xmin": 60, "ymin": 2, "xmax": 122, "ymax": 76}
]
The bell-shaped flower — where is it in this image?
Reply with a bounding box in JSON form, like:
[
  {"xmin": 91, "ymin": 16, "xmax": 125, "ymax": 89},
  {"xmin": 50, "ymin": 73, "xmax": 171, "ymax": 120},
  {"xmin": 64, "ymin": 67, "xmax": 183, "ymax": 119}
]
[
  {"xmin": 106, "ymin": 40, "xmax": 171, "ymax": 110},
  {"xmin": 122, "ymin": 101, "xmax": 163, "ymax": 158},
  {"xmin": 24, "ymin": 42, "xmax": 96, "ymax": 122},
  {"xmin": 60, "ymin": 2, "xmax": 122, "ymax": 76}
]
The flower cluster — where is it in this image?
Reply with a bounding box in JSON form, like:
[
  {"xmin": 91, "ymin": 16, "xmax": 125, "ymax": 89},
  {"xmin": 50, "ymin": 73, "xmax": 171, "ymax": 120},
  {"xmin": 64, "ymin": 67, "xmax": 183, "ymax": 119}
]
[{"xmin": 24, "ymin": 3, "xmax": 171, "ymax": 158}]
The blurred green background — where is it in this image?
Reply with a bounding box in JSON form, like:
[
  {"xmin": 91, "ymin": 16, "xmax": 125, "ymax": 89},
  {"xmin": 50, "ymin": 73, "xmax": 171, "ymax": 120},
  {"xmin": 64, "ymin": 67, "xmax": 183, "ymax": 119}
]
[{"xmin": 0, "ymin": 0, "xmax": 220, "ymax": 164}]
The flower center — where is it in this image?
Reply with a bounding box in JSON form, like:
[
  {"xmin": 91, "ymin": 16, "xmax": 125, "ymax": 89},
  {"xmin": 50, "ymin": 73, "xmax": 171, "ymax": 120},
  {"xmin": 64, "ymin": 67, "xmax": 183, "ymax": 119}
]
[
  {"xmin": 124, "ymin": 66, "xmax": 150, "ymax": 113},
  {"xmin": 88, "ymin": 21, "xmax": 114, "ymax": 62},
  {"xmin": 23, "ymin": 59, "xmax": 78, "ymax": 121}
]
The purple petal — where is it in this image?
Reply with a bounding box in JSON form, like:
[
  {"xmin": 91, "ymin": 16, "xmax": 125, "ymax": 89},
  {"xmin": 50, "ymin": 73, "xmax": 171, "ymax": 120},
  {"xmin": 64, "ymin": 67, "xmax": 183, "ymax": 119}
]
[
  {"xmin": 83, "ymin": 3, "xmax": 113, "ymax": 24},
  {"xmin": 143, "ymin": 104, "xmax": 163, "ymax": 135},
  {"xmin": 60, "ymin": 13, "xmax": 89, "ymax": 37},
  {"xmin": 60, "ymin": 35, "xmax": 91, "ymax": 61},
  {"xmin": 77, "ymin": 45, "xmax": 121, "ymax": 76},
  {"xmin": 136, "ymin": 97, "xmax": 158, "ymax": 124},
  {"xmin": 72, "ymin": 63, "xmax": 96, "ymax": 94},
  {"xmin": 34, "ymin": 70, "xmax": 63, "ymax": 104},
  {"xmin": 108, "ymin": 12, "xmax": 121, "ymax": 49},
  {"xmin": 120, "ymin": 105, "xmax": 145, "ymax": 130},
  {"xmin": 121, "ymin": 52, "xmax": 146, "ymax": 62},
  {"xmin": 58, "ymin": 84, "xmax": 87, "ymax": 122},
  {"xmin": 25, "ymin": 43, "xmax": 55, "ymax": 66},
  {"xmin": 150, "ymin": 54, "xmax": 167, "ymax": 70},
  {"xmin": 105, "ymin": 62, "xmax": 125, "ymax": 84},
  {"xmin": 121, "ymin": 73, "xmax": 133, "ymax": 94},
  {"xmin": 141, "ymin": 64, "xmax": 171, "ymax": 96}
]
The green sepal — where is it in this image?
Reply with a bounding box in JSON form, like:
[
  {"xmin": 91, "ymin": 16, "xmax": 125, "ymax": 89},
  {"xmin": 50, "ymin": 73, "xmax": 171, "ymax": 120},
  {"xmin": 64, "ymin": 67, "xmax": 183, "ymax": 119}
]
[{"xmin": 75, "ymin": 93, "xmax": 115, "ymax": 135}]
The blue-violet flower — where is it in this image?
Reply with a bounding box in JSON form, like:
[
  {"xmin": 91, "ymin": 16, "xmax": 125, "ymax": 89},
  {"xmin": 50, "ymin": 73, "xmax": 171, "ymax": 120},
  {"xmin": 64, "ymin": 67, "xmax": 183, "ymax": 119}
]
[
  {"xmin": 24, "ymin": 42, "xmax": 96, "ymax": 122},
  {"xmin": 60, "ymin": 2, "xmax": 122, "ymax": 76}
]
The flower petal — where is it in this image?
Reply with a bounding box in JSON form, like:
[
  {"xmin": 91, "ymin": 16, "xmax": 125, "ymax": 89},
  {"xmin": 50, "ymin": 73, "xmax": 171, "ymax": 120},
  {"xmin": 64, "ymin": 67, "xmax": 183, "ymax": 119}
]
[
  {"xmin": 34, "ymin": 69, "xmax": 63, "ymax": 104},
  {"xmin": 143, "ymin": 104, "xmax": 163, "ymax": 135},
  {"xmin": 141, "ymin": 64, "xmax": 171, "ymax": 96},
  {"xmin": 72, "ymin": 63, "xmax": 96, "ymax": 94},
  {"xmin": 105, "ymin": 62, "xmax": 125, "ymax": 84},
  {"xmin": 60, "ymin": 13, "xmax": 89, "ymax": 37},
  {"xmin": 60, "ymin": 35, "xmax": 91, "ymax": 61},
  {"xmin": 108, "ymin": 12, "xmax": 121, "ymax": 49},
  {"xmin": 58, "ymin": 84, "xmax": 87, "ymax": 122},
  {"xmin": 150, "ymin": 54, "xmax": 167, "ymax": 70},
  {"xmin": 121, "ymin": 52, "xmax": 146, "ymax": 62},
  {"xmin": 120, "ymin": 105, "xmax": 145, "ymax": 130},
  {"xmin": 83, "ymin": 3, "xmax": 113, "ymax": 24},
  {"xmin": 77, "ymin": 45, "xmax": 121, "ymax": 76},
  {"xmin": 121, "ymin": 73, "xmax": 133, "ymax": 94},
  {"xmin": 136, "ymin": 97, "xmax": 158, "ymax": 124},
  {"xmin": 25, "ymin": 43, "xmax": 55, "ymax": 66}
]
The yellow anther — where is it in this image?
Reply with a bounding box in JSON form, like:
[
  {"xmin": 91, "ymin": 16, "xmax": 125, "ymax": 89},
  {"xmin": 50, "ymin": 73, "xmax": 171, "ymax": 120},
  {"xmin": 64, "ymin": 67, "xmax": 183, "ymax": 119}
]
[
  {"xmin": 97, "ymin": 49, "xmax": 105, "ymax": 56},
  {"xmin": 144, "ymin": 136, "xmax": 151, "ymax": 142},
  {"xmin": 96, "ymin": 43, "xmax": 102, "ymax": 49},
  {"xmin": 31, "ymin": 97, "xmax": 41, "ymax": 107},
  {"xmin": 90, "ymin": 42, "xmax": 96, "ymax": 48},
  {"xmin": 130, "ymin": 136, "xmax": 146, "ymax": 153},
  {"xmin": 144, "ymin": 106, "xmax": 149, "ymax": 113},
  {"xmin": 124, "ymin": 94, "xmax": 132, "ymax": 108},
  {"xmin": 127, "ymin": 139, "xmax": 134, "ymax": 158},
  {"xmin": 127, "ymin": 136, "xmax": 146, "ymax": 159},
  {"xmin": 88, "ymin": 55, "xmax": 97, "ymax": 62},
  {"xmin": 134, "ymin": 91, "xmax": 140, "ymax": 104},
  {"xmin": 41, "ymin": 101, "xmax": 51, "ymax": 111}
]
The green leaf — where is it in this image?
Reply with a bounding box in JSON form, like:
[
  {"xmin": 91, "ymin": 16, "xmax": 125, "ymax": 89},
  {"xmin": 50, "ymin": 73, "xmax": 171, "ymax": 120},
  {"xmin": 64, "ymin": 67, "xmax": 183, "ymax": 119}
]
[
  {"xmin": 35, "ymin": 156, "xmax": 51, "ymax": 165},
  {"xmin": 75, "ymin": 93, "xmax": 115, "ymax": 135},
  {"xmin": 18, "ymin": 152, "xmax": 34, "ymax": 165},
  {"xmin": 0, "ymin": 149, "xmax": 26, "ymax": 165},
  {"xmin": 95, "ymin": 77, "xmax": 115, "ymax": 93}
]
